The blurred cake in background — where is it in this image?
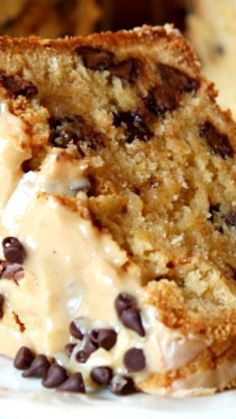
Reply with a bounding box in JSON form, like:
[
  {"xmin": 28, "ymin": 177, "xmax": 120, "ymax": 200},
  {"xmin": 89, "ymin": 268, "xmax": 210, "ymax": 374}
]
[
  {"xmin": 188, "ymin": 0, "xmax": 236, "ymax": 118},
  {"xmin": 0, "ymin": 0, "xmax": 101, "ymax": 37}
]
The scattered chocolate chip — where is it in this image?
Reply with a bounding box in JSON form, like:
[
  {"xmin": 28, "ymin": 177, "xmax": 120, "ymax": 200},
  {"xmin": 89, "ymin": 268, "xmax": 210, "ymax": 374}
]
[
  {"xmin": 69, "ymin": 321, "xmax": 84, "ymax": 340},
  {"xmin": 2, "ymin": 237, "xmax": 26, "ymax": 264},
  {"xmin": 22, "ymin": 354, "xmax": 50, "ymax": 378},
  {"xmin": 90, "ymin": 328, "xmax": 117, "ymax": 351},
  {"xmin": 43, "ymin": 364, "xmax": 68, "ymax": 388},
  {"xmin": 120, "ymin": 308, "xmax": 145, "ymax": 337},
  {"xmin": 58, "ymin": 372, "xmax": 86, "ymax": 393},
  {"xmin": 91, "ymin": 366, "xmax": 113, "ymax": 385},
  {"xmin": 110, "ymin": 59, "xmax": 141, "ymax": 83},
  {"xmin": 200, "ymin": 121, "xmax": 234, "ymax": 160},
  {"xmin": 114, "ymin": 110, "xmax": 152, "ymax": 143},
  {"xmin": 115, "ymin": 293, "xmax": 145, "ymax": 337},
  {"xmin": 109, "ymin": 374, "xmax": 138, "ymax": 396},
  {"xmin": 64, "ymin": 343, "xmax": 76, "ymax": 357},
  {"xmin": 115, "ymin": 293, "xmax": 136, "ymax": 317},
  {"xmin": 75, "ymin": 338, "xmax": 98, "ymax": 363},
  {"xmin": 13, "ymin": 346, "xmax": 35, "ymax": 370},
  {"xmin": 76, "ymin": 46, "xmax": 115, "ymax": 71},
  {"xmin": 0, "ymin": 261, "xmax": 24, "ymax": 281},
  {"xmin": 50, "ymin": 116, "xmax": 104, "ymax": 153},
  {"xmin": 0, "ymin": 73, "xmax": 38, "ymax": 98},
  {"xmin": 146, "ymin": 63, "xmax": 199, "ymax": 116},
  {"xmin": 123, "ymin": 348, "xmax": 146, "ymax": 372}
]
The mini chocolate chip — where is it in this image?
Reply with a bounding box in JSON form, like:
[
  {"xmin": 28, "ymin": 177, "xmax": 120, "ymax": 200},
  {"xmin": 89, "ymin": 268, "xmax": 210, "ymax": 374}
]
[
  {"xmin": 115, "ymin": 293, "xmax": 145, "ymax": 337},
  {"xmin": 109, "ymin": 375, "xmax": 138, "ymax": 396},
  {"xmin": 13, "ymin": 346, "xmax": 34, "ymax": 370},
  {"xmin": 123, "ymin": 348, "xmax": 146, "ymax": 372},
  {"xmin": 110, "ymin": 59, "xmax": 141, "ymax": 83},
  {"xmin": 0, "ymin": 261, "xmax": 24, "ymax": 281},
  {"xmin": 146, "ymin": 63, "xmax": 199, "ymax": 116},
  {"xmin": 91, "ymin": 366, "xmax": 113, "ymax": 385},
  {"xmin": 75, "ymin": 338, "xmax": 98, "ymax": 363},
  {"xmin": 69, "ymin": 321, "xmax": 84, "ymax": 340},
  {"xmin": 58, "ymin": 372, "xmax": 86, "ymax": 393},
  {"xmin": 0, "ymin": 73, "xmax": 38, "ymax": 98},
  {"xmin": 214, "ymin": 44, "xmax": 225, "ymax": 55},
  {"xmin": 200, "ymin": 122, "xmax": 234, "ymax": 160},
  {"xmin": 76, "ymin": 46, "xmax": 115, "ymax": 71},
  {"xmin": 0, "ymin": 294, "xmax": 4, "ymax": 318},
  {"xmin": 90, "ymin": 328, "xmax": 117, "ymax": 351},
  {"xmin": 209, "ymin": 204, "xmax": 220, "ymax": 222},
  {"xmin": 43, "ymin": 364, "xmax": 68, "ymax": 388},
  {"xmin": 114, "ymin": 293, "xmax": 137, "ymax": 317},
  {"xmin": 114, "ymin": 110, "xmax": 152, "ymax": 143},
  {"xmin": 120, "ymin": 308, "xmax": 145, "ymax": 337},
  {"xmin": 2, "ymin": 237, "xmax": 26, "ymax": 264},
  {"xmin": 22, "ymin": 354, "xmax": 50, "ymax": 378},
  {"xmin": 64, "ymin": 343, "xmax": 76, "ymax": 357}
]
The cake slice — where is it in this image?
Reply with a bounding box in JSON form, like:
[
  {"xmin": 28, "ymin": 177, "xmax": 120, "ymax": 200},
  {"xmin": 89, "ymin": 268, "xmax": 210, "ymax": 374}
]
[
  {"xmin": 188, "ymin": 0, "xmax": 236, "ymax": 118},
  {"xmin": 0, "ymin": 26, "xmax": 236, "ymax": 397}
]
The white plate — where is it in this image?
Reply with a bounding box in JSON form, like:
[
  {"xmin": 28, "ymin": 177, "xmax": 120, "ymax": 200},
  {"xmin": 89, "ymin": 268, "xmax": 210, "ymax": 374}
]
[{"xmin": 1, "ymin": 355, "xmax": 236, "ymax": 419}]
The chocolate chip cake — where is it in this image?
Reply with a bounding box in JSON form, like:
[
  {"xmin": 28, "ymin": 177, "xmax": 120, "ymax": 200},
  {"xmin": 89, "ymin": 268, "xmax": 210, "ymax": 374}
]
[
  {"xmin": 0, "ymin": 25, "xmax": 236, "ymax": 397},
  {"xmin": 0, "ymin": 0, "xmax": 101, "ymax": 37},
  {"xmin": 188, "ymin": 0, "xmax": 236, "ymax": 118}
]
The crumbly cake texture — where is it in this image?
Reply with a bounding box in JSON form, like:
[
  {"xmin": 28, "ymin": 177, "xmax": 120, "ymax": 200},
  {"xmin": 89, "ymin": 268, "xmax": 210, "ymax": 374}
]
[
  {"xmin": 188, "ymin": 0, "xmax": 236, "ymax": 118},
  {"xmin": 0, "ymin": 0, "xmax": 101, "ymax": 37},
  {"xmin": 0, "ymin": 25, "xmax": 236, "ymax": 396}
]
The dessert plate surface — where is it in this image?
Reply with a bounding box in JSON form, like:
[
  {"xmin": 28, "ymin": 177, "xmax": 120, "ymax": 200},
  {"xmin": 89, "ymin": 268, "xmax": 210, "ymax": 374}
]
[{"xmin": 1, "ymin": 355, "xmax": 236, "ymax": 419}]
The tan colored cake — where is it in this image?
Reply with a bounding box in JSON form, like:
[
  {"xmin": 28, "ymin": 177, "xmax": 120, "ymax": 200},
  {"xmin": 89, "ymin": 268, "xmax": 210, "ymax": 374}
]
[
  {"xmin": 0, "ymin": 0, "xmax": 101, "ymax": 37},
  {"xmin": 188, "ymin": 0, "xmax": 236, "ymax": 118},
  {"xmin": 0, "ymin": 26, "xmax": 236, "ymax": 396}
]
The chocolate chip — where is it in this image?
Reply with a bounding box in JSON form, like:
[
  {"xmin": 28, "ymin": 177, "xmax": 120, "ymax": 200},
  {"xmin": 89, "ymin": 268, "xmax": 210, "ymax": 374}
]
[
  {"xmin": 76, "ymin": 46, "xmax": 115, "ymax": 71},
  {"xmin": 22, "ymin": 354, "xmax": 50, "ymax": 378},
  {"xmin": 13, "ymin": 347, "xmax": 34, "ymax": 370},
  {"xmin": 146, "ymin": 85, "xmax": 180, "ymax": 116},
  {"xmin": 115, "ymin": 293, "xmax": 145, "ymax": 336},
  {"xmin": 50, "ymin": 116, "xmax": 104, "ymax": 153},
  {"xmin": 75, "ymin": 338, "xmax": 98, "ymax": 363},
  {"xmin": 2, "ymin": 237, "xmax": 26, "ymax": 264},
  {"xmin": 146, "ymin": 63, "xmax": 199, "ymax": 116},
  {"xmin": 200, "ymin": 122, "xmax": 234, "ymax": 160},
  {"xmin": 115, "ymin": 293, "xmax": 136, "ymax": 317},
  {"xmin": 0, "ymin": 73, "xmax": 38, "ymax": 98},
  {"xmin": 43, "ymin": 364, "xmax": 68, "ymax": 388},
  {"xmin": 0, "ymin": 294, "xmax": 4, "ymax": 318},
  {"xmin": 91, "ymin": 366, "xmax": 113, "ymax": 385},
  {"xmin": 109, "ymin": 375, "xmax": 138, "ymax": 396},
  {"xmin": 58, "ymin": 372, "xmax": 86, "ymax": 393},
  {"xmin": 64, "ymin": 343, "xmax": 76, "ymax": 357},
  {"xmin": 90, "ymin": 328, "xmax": 117, "ymax": 351},
  {"xmin": 0, "ymin": 261, "xmax": 24, "ymax": 281},
  {"xmin": 209, "ymin": 204, "xmax": 220, "ymax": 222},
  {"xmin": 123, "ymin": 348, "xmax": 146, "ymax": 372},
  {"xmin": 69, "ymin": 321, "xmax": 84, "ymax": 340},
  {"xmin": 120, "ymin": 308, "xmax": 145, "ymax": 337},
  {"xmin": 110, "ymin": 59, "xmax": 141, "ymax": 83},
  {"xmin": 114, "ymin": 110, "xmax": 152, "ymax": 143}
]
